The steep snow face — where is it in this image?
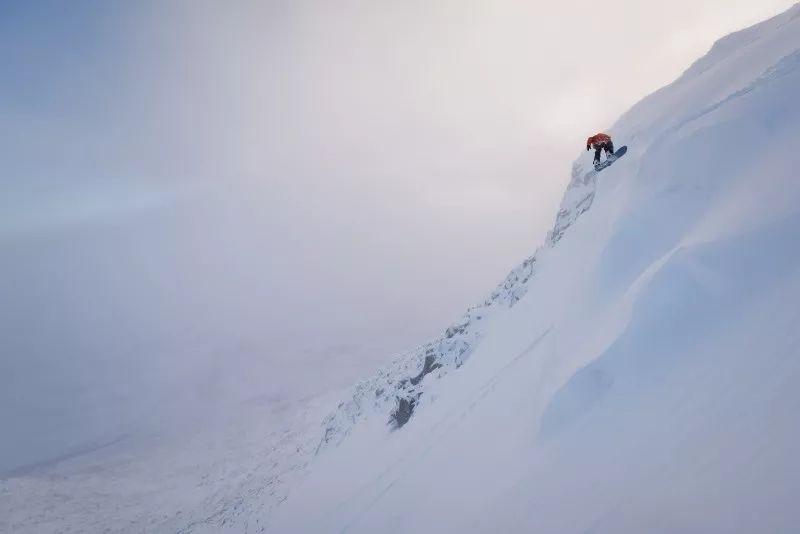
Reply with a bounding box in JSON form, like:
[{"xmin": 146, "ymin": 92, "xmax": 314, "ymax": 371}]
[
  {"xmin": 266, "ymin": 4, "xmax": 800, "ymax": 533},
  {"xmin": 314, "ymin": 115, "xmax": 599, "ymax": 453}
]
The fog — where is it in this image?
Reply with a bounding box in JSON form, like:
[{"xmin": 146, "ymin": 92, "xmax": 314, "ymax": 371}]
[{"xmin": 1, "ymin": 0, "xmax": 794, "ymax": 474}]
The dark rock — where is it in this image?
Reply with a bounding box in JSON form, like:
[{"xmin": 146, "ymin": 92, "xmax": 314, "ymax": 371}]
[
  {"xmin": 390, "ymin": 396, "xmax": 417, "ymax": 428},
  {"xmin": 410, "ymin": 355, "xmax": 442, "ymax": 386}
]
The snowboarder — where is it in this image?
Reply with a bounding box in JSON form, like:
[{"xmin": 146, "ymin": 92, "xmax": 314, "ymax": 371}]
[{"xmin": 586, "ymin": 133, "xmax": 615, "ymax": 168}]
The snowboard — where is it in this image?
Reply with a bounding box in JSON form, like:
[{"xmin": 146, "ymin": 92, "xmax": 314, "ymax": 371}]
[{"xmin": 592, "ymin": 145, "xmax": 627, "ymax": 172}]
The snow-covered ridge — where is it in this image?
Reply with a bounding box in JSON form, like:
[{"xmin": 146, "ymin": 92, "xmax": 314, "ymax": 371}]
[
  {"xmin": 267, "ymin": 3, "xmax": 800, "ymax": 532},
  {"xmin": 6, "ymin": 4, "xmax": 800, "ymax": 532},
  {"xmin": 317, "ymin": 2, "xmax": 800, "ymax": 455},
  {"xmin": 133, "ymin": 169, "xmax": 599, "ymax": 532},
  {"xmin": 315, "ymin": 153, "xmax": 599, "ymax": 450}
]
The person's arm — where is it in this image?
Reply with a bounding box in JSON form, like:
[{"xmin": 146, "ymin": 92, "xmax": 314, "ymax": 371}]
[{"xmin": 586, "ymin": 137, "xmax": 592, "ymax": 151}]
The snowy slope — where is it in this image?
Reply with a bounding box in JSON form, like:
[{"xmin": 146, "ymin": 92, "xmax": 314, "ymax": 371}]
[
  {"xmin": 263, "ymin": 4, "xmax": 800, "ymax": 533},
  {"xmin": 4, "ymin": 5, "xmax": 800, "ymax": 533}
]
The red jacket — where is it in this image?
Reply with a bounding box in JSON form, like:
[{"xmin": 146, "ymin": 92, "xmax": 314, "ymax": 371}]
[{"xmin": 586, "ymin": 133, "xmax": 612, "ymax": 149}]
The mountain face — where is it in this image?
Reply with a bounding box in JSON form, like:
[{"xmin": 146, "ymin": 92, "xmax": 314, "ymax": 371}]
[
  {"xmin": 4, "ymin": 5, "xmax": 800, "ymax": 534},
  {"xmin": 264, "ymin": 4, "xmax": 800, "ymax": 533}
]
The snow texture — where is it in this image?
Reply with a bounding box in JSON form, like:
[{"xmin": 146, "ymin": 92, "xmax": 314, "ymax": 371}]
[
  {"xmin": 265, "ymin": 4, "xmax": 800, "ymax": 533},
  {"xmin": 4, "ymin": 4, "xmax": 800, "ymax": 533}
]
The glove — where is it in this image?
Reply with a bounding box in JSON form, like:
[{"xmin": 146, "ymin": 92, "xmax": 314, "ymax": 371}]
[{"xmin": 586, "ymin": 145, "xmax": 591, "ymax": 151}]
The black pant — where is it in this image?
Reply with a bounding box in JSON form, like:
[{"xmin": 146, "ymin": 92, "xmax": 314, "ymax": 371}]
[{"xmin": 593, "ymin": 141, "xmax": 614, "ymax": 163}]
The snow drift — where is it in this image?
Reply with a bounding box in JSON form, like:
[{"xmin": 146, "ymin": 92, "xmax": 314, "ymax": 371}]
[{"xmin": 264, "ymin": 4, "xmax": 800, "ymax": 533}]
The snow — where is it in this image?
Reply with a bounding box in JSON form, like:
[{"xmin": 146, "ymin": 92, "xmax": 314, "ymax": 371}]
[
  {"xmin": 263, "ymin": 4, "xmax": 800, "ymax": 532},
  {"xmin": 4, "ymin": 3, "xmax": 800, "ymax": 533}
]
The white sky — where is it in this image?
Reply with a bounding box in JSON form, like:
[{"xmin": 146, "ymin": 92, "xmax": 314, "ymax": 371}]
[{"xmin": 1, "ymin": 0, "xmax": 796, "ymax": 472}]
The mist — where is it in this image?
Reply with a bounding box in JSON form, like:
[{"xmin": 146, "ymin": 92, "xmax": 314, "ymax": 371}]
[{"xmin": 1, "ymin": 0, "xmax": 794, "ymax": 474}]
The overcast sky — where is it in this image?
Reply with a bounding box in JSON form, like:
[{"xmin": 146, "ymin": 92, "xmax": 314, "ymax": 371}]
[{"xmin": 1, "ymin": 0, "xmax": 796, "ymax": 473}]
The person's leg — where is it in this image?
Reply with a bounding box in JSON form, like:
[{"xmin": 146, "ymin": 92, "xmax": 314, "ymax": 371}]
[
  {"xmin": 594, "ymin": 146, "xmax": 602, "ymax": 164},
  {"xmin": 606, "ymin": 141, "xmax": 615, "ymax": 156}
]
